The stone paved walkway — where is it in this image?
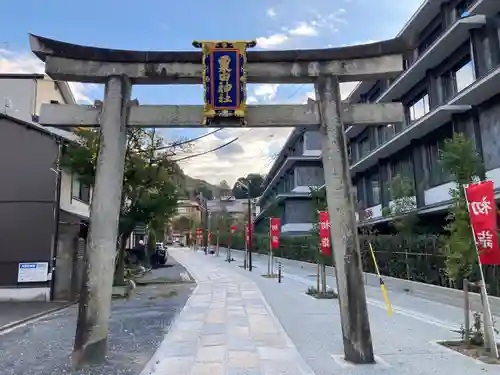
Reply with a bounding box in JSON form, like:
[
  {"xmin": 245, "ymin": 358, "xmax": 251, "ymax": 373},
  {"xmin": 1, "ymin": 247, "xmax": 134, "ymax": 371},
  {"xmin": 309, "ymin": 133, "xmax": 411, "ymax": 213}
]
[{"xmin": 141, "ymin": 248, "xmax": 315, "ymax": 375}]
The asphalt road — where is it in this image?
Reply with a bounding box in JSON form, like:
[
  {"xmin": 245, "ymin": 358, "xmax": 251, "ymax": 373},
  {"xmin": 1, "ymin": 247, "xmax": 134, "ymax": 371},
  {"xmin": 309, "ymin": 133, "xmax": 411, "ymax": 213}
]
[{"xmin": 0, "ymin": 301, "xmax": 68, "ymax": 330}]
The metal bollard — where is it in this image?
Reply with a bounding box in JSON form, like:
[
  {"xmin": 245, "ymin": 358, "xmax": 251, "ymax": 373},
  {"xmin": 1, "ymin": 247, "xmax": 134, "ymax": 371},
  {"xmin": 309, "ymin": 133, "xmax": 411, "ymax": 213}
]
[{"xmin": 278, "ymin": 262, "xmax": 282, "ymax": 283}]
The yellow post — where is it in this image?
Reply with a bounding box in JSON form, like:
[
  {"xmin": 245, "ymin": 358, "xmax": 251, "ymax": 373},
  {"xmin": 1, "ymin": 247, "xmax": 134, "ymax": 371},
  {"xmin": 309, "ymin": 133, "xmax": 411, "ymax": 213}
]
[{"xmin": 369, "ymin": 242, "xmax": 392, "ymax": 316}]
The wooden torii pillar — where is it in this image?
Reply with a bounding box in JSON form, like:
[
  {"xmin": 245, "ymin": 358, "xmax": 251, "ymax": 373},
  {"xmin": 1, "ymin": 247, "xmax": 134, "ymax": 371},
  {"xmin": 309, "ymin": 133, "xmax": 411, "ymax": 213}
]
[{"xmin": 30, "ymin": 34, "xmax": 407, "ymax": 367}]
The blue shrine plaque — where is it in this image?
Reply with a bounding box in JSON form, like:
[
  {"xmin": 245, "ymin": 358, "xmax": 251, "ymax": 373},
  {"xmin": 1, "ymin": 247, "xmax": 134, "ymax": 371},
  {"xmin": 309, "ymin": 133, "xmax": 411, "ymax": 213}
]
[{"xmin": 193, "ymin": 40, "xmax": 256, "ymax": 126}]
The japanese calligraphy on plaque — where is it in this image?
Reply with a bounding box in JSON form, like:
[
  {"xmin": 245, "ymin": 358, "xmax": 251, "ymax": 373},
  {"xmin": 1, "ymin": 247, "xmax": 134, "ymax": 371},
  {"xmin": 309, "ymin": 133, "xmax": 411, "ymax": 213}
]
[{"xmin": 192, "ymin": 40, "xmax": 256, "ymax": 126}]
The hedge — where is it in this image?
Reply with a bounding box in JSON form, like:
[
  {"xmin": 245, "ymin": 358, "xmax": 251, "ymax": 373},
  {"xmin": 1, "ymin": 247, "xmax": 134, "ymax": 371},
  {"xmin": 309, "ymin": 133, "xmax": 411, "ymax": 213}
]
[{"xmin": 211, "ymin": 233, "xmax": 500, "ymax": 297}]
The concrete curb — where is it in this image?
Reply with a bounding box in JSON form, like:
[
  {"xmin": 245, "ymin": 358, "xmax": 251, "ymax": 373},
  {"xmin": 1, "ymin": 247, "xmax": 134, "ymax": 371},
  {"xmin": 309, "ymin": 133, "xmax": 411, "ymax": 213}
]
[
  {"xmin": 222, "ymin": 247, "xmax": 500, "ymax": 314},
  {"xmin": 0, "ymin": 301, "xmax": 76, "ymax": 335}
]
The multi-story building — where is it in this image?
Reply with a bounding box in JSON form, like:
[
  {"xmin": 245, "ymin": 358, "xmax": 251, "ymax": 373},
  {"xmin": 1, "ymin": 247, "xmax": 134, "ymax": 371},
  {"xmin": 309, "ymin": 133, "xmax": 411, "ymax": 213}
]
[
  {"xmin": 347, "ymin": 0, "xmax": 500, "ymax": 230},
  {"xmin": 0, "ymin": 74, "xmax": 92, "ymax": 301},
  {"xmin": 174, "ymin": 199, "xmax": 202, "ymax": 222},
  {"xmin": 257, "ymin": 0, "xmax": 500, "ymax": 235},
  {"xmin": 254, "ymin": 129, "xmax": 324, "ymax": 235}
]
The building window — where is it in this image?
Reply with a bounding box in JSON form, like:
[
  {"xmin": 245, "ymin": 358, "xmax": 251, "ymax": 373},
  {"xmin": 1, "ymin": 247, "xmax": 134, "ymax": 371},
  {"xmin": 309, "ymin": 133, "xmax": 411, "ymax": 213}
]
[
  {"xmin": 72, "ymin": 175, "xmax": 90, "ymax": 203},
  {"xmin": 454, "ymin": 59, "xmax": 474, "ymax": 93},
  {"xmin": 418, "ymin": 24, "xmax": 443, "ymax": 56},
  {"xmin": 426, "ymin": 138, "xmax": 452, "ymax": 187},
  {"xmin": 356, "ymin": 181, "xmax": 366, "ymax": 209},
  {"xmin": 377, "ymin": 124, "xmax": 396, "ymax": 145},
  {"xmin": 177, "ymin": 207, "xmax": 188, "ymax": 214},
  {"xmin": 456, "ymin": 0, "xmax": 474, "ymax": 18},
  {"xmin": 367, "ymin": 88, "xmax": 381, "ymax": 103},
  {"xmin": 408, "ymin": 93, "xmax": 430, "ymax": 122},
  {"xmin": 358, "ymin": 137, "xmax": 370, "ymax": 159},
  {"xmin": 390, "ymin": 154, "xmax": 415, "ymax": 195},
  {"xmin": 366, "ymin": 171, "xmax": 381, "ymax": 207}
]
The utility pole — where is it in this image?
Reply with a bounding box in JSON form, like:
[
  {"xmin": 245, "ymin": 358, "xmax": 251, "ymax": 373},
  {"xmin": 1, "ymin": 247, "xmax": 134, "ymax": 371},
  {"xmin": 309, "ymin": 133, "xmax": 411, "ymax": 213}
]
[
  {"xmin": 196, "ymin": 192, "xmax": 209, "ymax": 255},
  {"xmin": 216, "ymin": 215, "xmax": 220, "ymax": 256},
  {"xmin": 236, "ymin": 180, "xmax": 253, "ymax": 271},
  {"xmin": 247, "ymin": 194, "xmax": 253, "ymax": 272},
  {"xmin": 316, "ymin": 76, "xmax": 374, "ymax": 364}
]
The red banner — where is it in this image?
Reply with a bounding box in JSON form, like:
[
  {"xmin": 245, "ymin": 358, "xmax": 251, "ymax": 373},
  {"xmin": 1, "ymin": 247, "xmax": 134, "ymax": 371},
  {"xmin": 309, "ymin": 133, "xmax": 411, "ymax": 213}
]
[
  {"xmin": 245, "ymin": 223, "xmax": 254, "ymax": 247},
  {"xmin": 319, "ymin": 211, "xmax": 331, "ymax": 256},
  {"xmin": 208, "ymin": 232, "xmax": 212, "ymax": 243},
  {"xmin": 465, "ymin": 180, "xmax": 500, "ymax": 265},
  {"xmin": 231, "ymin": 225, "xmax": 237, "ymax": 234},
  {"xmin": 270, "ymin": 218, "xmax": 280, "ymax": 249}
]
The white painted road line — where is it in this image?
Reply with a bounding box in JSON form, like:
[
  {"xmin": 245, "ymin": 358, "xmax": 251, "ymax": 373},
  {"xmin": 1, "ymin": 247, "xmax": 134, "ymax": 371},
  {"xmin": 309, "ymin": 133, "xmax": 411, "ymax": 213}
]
[{"xmin": 282, "ymin": 272, "xmax": 458, "ymax": 332}]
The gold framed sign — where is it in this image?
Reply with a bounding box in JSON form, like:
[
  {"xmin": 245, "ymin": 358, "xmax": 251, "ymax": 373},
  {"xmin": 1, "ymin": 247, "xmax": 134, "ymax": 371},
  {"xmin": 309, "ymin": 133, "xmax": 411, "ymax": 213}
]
[{"xmin": 193, "ymin": 40, "xmax": 256, "ymax": 126}]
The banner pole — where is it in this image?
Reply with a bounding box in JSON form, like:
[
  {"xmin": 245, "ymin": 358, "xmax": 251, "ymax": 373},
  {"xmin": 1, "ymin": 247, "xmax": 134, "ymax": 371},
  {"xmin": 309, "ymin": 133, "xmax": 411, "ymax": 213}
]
[
  {"xmin": 268, "ymin": 219, "xmax": 271, "ymax": 276},
  {"xmin": 463, "ymin": 184, "xmax": 498, "ymax": 358}
]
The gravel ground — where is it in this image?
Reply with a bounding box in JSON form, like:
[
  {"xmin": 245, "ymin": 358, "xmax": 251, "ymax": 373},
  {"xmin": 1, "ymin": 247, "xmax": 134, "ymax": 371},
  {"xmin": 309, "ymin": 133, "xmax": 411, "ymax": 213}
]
[
  {"xmin": 0, "ymin": 282, "xmax": 194, "ymax": 375},
  {"xmin": 139, "ymin": 256, "xmax": 194, "ymax": 284}
]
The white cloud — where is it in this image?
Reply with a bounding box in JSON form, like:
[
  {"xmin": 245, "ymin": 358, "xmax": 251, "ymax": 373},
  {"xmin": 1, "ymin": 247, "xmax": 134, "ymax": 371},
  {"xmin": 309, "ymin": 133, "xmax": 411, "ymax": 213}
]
[
  {"xmin": 178, "ymin": 127, "xmax": 294, "ymax": 186},
  {"xmin": 293, "ymin": 81, "xmax": 359, "ymax": 104},
  {"xmin": 257, "ymin": 8, "xmax": 347, "ymax": 49},
  {"xmin": 266, "ymin": 8, "xmax": 277, "ymax": 18},
  {"xmin": 247, "ymin": 96, "xmax": 258, "ymax": 104},
  {"xmin": 180, "ymin": 80, "xmax": 358, "ymax": 185},
  {"xmin": 340, "ymin": 81, "xmax": 360, "ymax": 100},
  {"xmin": 252, "ymin": 84, "xmax": 279, "ymax": 102},
  {"xmin": 256, "ymin": 34, "xmax": 289, "ymax": 49},
  {"xmin": 288, "ymin": 22, "xmax": 318, "ymax": 37},
  {"xmin": 0, "ymin": 49, "xmax": 96, "ymax": 104}
]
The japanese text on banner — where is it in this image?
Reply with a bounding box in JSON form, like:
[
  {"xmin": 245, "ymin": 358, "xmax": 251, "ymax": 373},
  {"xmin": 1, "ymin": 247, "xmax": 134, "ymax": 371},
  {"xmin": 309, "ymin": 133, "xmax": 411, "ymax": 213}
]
[
  {"xmin": 319, "ymin": 211, "xmax": 332, "ymax": 256},
  {"xmin": 465, "ymin": 180, "xmax": 500, "ymax": 265},
  {"xmin": 270, "ymin": 218, "xmax": 281, "ymax": 249},
  {"xmin": 218, "ymin": 55, "xmax": 233, "ymax": 105}
]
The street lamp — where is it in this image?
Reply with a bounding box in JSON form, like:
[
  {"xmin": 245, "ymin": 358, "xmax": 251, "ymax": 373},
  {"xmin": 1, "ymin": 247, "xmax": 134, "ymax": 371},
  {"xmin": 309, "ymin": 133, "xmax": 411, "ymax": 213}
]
[{"xmin": 236, "ymin": 180, "xmax": 253, "ymax": 272}]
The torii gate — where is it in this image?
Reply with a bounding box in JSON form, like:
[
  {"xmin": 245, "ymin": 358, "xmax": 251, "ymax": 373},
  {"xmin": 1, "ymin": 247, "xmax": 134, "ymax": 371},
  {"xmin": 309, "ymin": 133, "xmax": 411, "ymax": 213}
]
[{"xmin": 30, "ymin": 34, "xmax": 406, "ymax": 367}]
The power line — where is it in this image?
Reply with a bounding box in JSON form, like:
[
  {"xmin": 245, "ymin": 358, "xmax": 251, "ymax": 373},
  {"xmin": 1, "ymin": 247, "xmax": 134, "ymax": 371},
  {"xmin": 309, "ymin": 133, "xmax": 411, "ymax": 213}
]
[
  {"xmin": 151, "ymin": 128, "xmax": 222, "ymax": 152},
  {"xmin": 173, "ymin": 137, "xmax": 238, "ymax": 162}
]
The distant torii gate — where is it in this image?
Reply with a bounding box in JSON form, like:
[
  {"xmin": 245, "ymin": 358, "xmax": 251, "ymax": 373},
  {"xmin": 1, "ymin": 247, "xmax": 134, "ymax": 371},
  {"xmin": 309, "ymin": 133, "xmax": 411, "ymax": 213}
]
[{"xmin": 30, "ymin": 34, "xmax": 406, "ymax": 367}]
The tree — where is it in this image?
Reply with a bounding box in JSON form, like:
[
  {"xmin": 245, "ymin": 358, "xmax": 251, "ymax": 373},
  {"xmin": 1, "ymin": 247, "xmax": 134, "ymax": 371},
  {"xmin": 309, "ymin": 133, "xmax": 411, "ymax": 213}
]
[
  {"xmin": 309, "ymin": 186, "xmax": 330, "ymax": 295},
  {"xmin": 172, "ymin": 215, "xmax": 195, "ymax": 233},
  {"xmin": 219, "ymin": 180, "xmax": 230, "ymax": 189},
  {"xmin": 382, "ymin": 174, "xmax": 419, "ymax": 235},
  {"xmin": 218, "ymin": 180, "xmax": 232, "ymax": 198},
  {"xmin": 381, "ymin": 174, "xmax": 419, "ymax": 280},
  {"xmin": 62, "ymin": 128, "xmax": 183, "ymax": 284},
  {"xmin": 195, "ymin": 185, "xmax": 214, "ymax": 200},
  {"xmin": 232, "ymin": 173, "xmax": 264, "ymax": 199},
  {"xmin": 440, "ymin": 132, "xmax": 485, "ymax": 283}
]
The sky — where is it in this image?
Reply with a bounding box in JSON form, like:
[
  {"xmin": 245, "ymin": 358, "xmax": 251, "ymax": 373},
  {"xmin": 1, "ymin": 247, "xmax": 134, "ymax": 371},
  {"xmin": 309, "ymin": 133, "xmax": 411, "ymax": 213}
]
[{"xmin": 0, "ymin": 0, "xmax": 424, "ymax": 186}]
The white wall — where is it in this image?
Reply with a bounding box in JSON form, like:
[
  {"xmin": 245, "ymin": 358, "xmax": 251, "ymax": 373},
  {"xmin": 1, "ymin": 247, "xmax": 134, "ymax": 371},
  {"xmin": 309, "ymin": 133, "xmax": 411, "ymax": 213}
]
[
  {"xmin": 35, "ymin": 79, "xmax": 67, "ymax": 115},
  {"xmin": 281, "ymin": 223, "xmax": 313, "ymax": 233},
  {"xmin": 59, "ymin": 170, "xmax": 91, "ymax": 219},
  {"xmin": 424, "ymin": 167, "xmax": 500, "ymax": 206},
  {"xmin": 0, "ymin": 78, "xmax": 36, "ymax": 122}
]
